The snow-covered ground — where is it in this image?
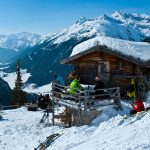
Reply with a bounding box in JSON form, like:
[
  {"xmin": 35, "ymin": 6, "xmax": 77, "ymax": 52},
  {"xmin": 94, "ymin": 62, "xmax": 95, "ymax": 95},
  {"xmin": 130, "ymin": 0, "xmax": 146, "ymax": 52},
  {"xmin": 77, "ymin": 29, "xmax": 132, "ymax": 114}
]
[
  {"xmin": 1, "ymin": 95, "xmax": 150, "ymax": 150},
  {"xmin": 0, "ymin": 69, "xmax": 31, "ymax": 89},
  {"xmin": 0, "ymin": 69, "xmax": 51, "ymax": 94}
]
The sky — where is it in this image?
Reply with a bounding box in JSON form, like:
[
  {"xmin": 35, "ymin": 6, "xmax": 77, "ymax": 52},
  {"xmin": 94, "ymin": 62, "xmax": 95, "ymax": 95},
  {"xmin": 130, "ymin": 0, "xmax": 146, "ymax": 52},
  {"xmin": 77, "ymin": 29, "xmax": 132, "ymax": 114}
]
[{"xmin": 0, "ymin": 0, "xmax": 150, "ymax": 35}]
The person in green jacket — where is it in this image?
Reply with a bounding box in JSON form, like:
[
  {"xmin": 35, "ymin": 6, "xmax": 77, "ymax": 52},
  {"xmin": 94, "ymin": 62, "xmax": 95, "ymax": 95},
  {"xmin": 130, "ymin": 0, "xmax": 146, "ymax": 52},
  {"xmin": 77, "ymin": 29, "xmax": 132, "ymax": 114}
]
[{"xmin": 69, "ymin": 77, "xmax": 83, "ymax": 95}]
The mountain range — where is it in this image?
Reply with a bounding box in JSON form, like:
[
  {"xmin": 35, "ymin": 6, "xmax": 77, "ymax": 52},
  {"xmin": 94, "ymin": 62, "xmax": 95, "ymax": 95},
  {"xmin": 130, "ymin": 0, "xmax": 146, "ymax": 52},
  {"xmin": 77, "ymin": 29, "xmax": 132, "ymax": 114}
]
[
  {"xmin": 2, "ymin": 11, "xmax": 150, "ymax": 87},
  {"xmin": 0, "ymin": 32, "xmax": 42, "ymax": 62}
]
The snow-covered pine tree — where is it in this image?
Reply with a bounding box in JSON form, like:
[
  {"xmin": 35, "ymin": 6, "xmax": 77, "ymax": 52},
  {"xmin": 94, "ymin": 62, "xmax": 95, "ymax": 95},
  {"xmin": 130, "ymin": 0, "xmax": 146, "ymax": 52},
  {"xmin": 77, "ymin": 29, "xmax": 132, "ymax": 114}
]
[{"xmin": 11, "ymin": 60, "xmax": 27, "ymax": 106}]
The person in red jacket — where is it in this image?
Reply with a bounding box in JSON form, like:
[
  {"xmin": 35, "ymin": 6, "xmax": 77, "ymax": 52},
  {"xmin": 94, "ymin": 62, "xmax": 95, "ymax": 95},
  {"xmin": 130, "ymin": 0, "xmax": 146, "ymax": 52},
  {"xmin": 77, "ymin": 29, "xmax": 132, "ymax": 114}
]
[{"xmin": 130, "ymin": 99, "xmax": 145, "ymax": 115}]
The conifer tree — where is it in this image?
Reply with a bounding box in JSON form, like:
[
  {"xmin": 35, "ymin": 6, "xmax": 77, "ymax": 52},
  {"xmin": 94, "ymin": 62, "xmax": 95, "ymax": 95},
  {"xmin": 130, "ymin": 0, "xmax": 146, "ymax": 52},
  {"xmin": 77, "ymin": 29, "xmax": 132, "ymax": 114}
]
[{"xmin": 11, "ymin": 60, "xmax": 27, "ymax": 105}]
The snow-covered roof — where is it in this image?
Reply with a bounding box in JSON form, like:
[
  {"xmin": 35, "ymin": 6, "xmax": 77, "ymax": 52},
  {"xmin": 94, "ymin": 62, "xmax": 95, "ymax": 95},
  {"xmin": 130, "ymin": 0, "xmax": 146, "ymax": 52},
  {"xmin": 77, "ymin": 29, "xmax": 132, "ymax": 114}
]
[{"xmin": 68, "ymin": 36, "xmax": 150, "ymax": 62}]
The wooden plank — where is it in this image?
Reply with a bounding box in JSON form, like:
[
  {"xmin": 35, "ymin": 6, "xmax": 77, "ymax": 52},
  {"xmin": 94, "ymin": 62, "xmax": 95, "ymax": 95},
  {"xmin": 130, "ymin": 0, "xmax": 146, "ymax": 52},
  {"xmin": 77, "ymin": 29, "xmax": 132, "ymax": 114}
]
[{"xmin": 112, "ymin": 74, "xmax": 137, "ymax": 79}]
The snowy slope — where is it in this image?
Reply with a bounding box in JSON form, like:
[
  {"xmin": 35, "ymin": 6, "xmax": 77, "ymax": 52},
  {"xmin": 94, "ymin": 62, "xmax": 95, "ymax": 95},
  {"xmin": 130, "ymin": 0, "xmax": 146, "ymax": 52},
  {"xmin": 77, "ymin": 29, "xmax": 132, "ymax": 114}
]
[
  {"xmin": 0, "ymin": 69, "xmax": 52, "ymax": 94},
  {"xmin": 1, "ymin": 97, "xmax": 150, "ymax": 150},
  {"xmin": 0, "ymin": 69, "xmax": 31, "ymax": 89},
  {"xmin": 112, "ymin": 11, "xmax": 150, "ymax": 37},
  {"xmin": 0, "ymin": 32, "xmax": 42, "ymax": 51}
]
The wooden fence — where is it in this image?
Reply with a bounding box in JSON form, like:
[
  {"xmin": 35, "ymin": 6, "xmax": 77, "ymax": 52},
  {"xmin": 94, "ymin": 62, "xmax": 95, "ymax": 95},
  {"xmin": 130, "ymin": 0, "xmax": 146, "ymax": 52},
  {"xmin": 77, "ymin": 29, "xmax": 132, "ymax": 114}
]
[{"xmin": 51, "ymin": 83, "xmax": 121, "ymax": 127}]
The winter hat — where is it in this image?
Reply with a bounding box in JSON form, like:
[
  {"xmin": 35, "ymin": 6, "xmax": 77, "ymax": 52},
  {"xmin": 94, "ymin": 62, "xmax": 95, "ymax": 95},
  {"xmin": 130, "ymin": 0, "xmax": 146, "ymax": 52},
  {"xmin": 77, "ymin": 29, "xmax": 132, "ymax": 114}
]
[{"xmin": 69, "ymin": 72, "xmax": 77, "ymax": 79}]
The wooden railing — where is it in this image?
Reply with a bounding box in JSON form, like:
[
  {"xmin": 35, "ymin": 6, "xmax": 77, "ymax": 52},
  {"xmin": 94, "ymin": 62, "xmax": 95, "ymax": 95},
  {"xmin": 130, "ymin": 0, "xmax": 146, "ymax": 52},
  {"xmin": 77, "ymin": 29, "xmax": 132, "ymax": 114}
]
[
  {"xmin": 51, "ymin": 82, "xmax": 121, "ymax": 110},
  {"xmin": 51, "ymin": 83, "xmax": 121, "ymax": 127}
]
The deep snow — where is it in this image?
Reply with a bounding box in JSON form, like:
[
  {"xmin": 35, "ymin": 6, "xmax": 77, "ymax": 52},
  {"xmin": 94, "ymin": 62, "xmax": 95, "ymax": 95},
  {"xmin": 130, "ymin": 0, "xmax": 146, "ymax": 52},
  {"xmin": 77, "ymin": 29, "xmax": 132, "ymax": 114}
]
[
  {"xmin": 1, "ymin": 96, "xmax": 150, "ymax": 150},
  {"xmin": 71, "ymin": 36, "xmax": 150, "ymax": 61}
]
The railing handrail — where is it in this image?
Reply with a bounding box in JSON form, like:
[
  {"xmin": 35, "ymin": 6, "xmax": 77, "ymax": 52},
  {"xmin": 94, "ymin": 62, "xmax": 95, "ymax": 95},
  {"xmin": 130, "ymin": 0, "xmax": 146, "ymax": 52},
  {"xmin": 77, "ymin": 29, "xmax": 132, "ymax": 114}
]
[
  {"xmin": 52, "ymin": 83, "xmax": 120, "ymax": 100},
  {"xmin": 51, "ymin": 83, "xmax": 121, "ymax": 111},
  {"xmin": 52, "ymin": 82, "xmax": 119, "ymax": 92}
]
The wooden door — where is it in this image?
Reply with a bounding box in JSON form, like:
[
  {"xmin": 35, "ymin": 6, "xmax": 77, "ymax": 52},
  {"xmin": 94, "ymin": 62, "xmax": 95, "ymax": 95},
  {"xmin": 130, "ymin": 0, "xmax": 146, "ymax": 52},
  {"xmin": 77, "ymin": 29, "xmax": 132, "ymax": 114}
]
[{"xmin": 98, "ymin": 62, "xmax": 110, "ymax": 87}]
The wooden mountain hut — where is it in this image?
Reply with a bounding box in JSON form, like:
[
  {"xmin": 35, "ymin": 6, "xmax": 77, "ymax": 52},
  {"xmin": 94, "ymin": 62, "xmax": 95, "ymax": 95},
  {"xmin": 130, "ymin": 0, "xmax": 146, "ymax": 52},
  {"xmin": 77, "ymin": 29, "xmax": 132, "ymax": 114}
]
[{"xmin": 61, "ymin": 37, "xmax": 150, "ymax": 99}]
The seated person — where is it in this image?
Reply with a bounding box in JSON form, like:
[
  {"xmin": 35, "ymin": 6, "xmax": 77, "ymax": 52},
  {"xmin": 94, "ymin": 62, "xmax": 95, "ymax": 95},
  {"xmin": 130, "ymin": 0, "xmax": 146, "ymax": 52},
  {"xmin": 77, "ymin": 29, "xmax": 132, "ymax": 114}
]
[
  {"xmin": 130, "ymin": 98, "xmax": 145, "ymax": 115},
  {"xmin": 92, "ymin": 76, "xmax": 106, "ymax": 99},
  {"xmin": 67, "ymin": 71, "xmax": 77, "ymax": 85},
  {"xmin": 69, "ymin": 75, "xmax": 83, "ymax": 96},
  {"xmin": 94, "ymin": 76, "xmax": 104, "ymax": 91}
]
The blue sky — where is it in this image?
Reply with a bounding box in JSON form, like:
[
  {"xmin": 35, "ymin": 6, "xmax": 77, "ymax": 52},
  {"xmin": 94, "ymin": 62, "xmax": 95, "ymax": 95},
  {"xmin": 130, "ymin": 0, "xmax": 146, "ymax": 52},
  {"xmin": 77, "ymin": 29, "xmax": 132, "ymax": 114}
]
[{"xmin": 0, "ymin": 0, "xmax": 150, "ymax": 35}]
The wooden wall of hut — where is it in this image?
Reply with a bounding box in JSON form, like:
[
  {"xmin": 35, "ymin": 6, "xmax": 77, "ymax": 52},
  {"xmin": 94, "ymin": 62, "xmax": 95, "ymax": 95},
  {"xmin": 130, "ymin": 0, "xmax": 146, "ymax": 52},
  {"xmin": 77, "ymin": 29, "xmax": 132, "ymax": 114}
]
[
  {"xmin": 72, "ymin": 51, "xmax": 150, "ymax": 97},
  {"xmin": 76, "ymin": 64, "xmax": 97, "ymax": 84}
]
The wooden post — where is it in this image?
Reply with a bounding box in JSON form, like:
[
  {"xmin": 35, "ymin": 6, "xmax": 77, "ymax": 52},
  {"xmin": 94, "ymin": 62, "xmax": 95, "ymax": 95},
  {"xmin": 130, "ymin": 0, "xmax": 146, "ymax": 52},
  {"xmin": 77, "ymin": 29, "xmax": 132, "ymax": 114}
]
[
  {"xmin": 113, "ymin": 87, "xmax": 121, "ymax": 109},
  {"xmin": 83, "ymin": 88, "xmax": 91, "ymax": 126},
  {"xmin": 84, "ymin": 89, "xmax": 89, "ymax": 114},
  {"xmin": 77, "ymin": 92, "xmax": 82, "ymax": 126},
  {"xmin": 52, "ymin": 97, "xmax": 55, "ymax": 126},
  {"xmin": 117, "ymin": 87, "xmax": 121, "ymax": 109}
]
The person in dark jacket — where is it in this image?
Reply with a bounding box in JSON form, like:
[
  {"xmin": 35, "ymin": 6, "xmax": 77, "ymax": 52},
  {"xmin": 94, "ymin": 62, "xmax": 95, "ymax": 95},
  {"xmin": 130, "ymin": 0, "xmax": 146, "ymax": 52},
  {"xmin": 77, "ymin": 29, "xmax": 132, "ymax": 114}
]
[
  {"xmin": 130, "ymin": 99, "xmax": 145, "ymax": 115},
  {"xmin": 94, "ymin": 77, "xmax": 104, "ymax": 90},
  {"xmin": 39, "ymin": 94, "xmax": 51, "ymax": 109},
  {"xmin": 37, "ymin": 94, "xmax": 44, "ymax": 108},
  {"xmin": 93, "ymin": 76, "xmax": 105, "ymax": 99}
]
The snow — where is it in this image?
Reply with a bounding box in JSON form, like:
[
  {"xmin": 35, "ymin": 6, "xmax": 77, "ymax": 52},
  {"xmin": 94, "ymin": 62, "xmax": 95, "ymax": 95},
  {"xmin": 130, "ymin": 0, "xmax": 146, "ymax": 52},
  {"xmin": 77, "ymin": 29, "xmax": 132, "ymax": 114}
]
[
  {"xmin": 51, "ymin": 14, "xmax": 143, "ymax": 45},
  {"xmin": 1, "ymin": 97, "xmax": 150, "ymax": 150},
  {"xmin": 71, "ymin": 36, "xmax": 150, "ymax": 61},
  {"xmin": 0, "ymin": 69, "xmax": 31, "ymax": 89},
  {"xmin": 28, "ymin": 55, "xmax": 33, "ymax": 60},
  {"xmin": 42, "ymin": 11, "xmax": 150, "ymax": 47},
  {"xmin": 0, "ymin": 32, "xmax": 42, "ymax": 51},
  {"xmin": 111, "ymin": 11, "xmax": 150, "ymax": 37},
  {"xmin": 23, "ymin": 83, "xmax": 52, "ymax": 94},
  {"xmin": 0, "ymin": 69, "xmax": 52, "ymax": 94},
  {"xmin": 0, "ymin": 107, "xmax": 63, "ymax": 150}
]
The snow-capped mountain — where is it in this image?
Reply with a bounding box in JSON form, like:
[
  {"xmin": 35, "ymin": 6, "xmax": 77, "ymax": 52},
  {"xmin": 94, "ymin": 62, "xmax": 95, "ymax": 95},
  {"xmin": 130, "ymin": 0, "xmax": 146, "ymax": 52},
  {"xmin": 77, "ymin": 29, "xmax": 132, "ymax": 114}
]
[
  {"xmin": 0, "ymin": 32, "xmax": 42, "ymax": 51},
  {"xmin": 112, "ymin": 11, "xmax": 150, "ymax": 37},
  {"xmin": 6, "ymin": 11, "xmax": 150, "ymax": 86},
  {"xmin": 45, "ymin": 11, "xmax": 150, "ymax": 45}
]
